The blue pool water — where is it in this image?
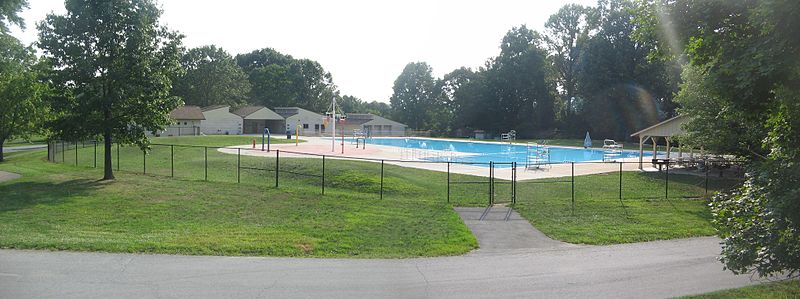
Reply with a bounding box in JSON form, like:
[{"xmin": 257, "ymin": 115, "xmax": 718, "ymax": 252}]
[{"xmin": 359, "ymin": 138, "xmax": 649, "ymax": 166}]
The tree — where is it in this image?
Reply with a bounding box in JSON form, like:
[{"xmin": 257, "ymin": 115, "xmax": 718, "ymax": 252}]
[
  {"xmin": 390, "ymin": 62, "xmax": 437, "ymax": 130},
  {"xmin": 666, "ymin": 0, "xmax": 800, "ymax": 277},
  {"xmin": 172, "ymin": 45, "xmax": 251, "ymax": 107},
  {"xmin": 440, "ymin": 67, "xmax": 486, "ymax": 131},
  {"xmin": 38, "ymin": 0, "xmax": 184, "ymax": 180},
  {"xmin": 236, "ymin": 48, "xmax": 338, "ymax": 112},
  {"xmin": 544, "ymin": 4, "xmax": 592, "ymax": 119},
  {"xmin": 0, "ymin": 34, "xmax": 47, "ymax": 162},
  {"xmin": 577, "ymin": 0, "xmax": 674, "ymax": 140},
  {"xmin": 485, "ymin": 25, "xmax": 555, "ymax": 137},
  {"xmin": 0, "ymin": 0, "xmax": 27, "ymax": 33}
]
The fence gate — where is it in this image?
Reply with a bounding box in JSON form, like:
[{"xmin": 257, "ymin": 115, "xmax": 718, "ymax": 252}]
[{"xmin": 446, "ymin": 161, "xmax": 517, "ymax": 221}]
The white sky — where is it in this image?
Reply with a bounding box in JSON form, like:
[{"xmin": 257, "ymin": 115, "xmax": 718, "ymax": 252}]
[{"xmin": 9, "ymin": 0, "xmax": 597, "ymax": 103}]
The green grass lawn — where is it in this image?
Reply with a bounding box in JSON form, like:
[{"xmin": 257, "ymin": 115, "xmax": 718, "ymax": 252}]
[
  {"xmin": 0, "ymin": 135, "xmax": 742, "ymax": 257},
  {"xmin": 681, "ymin": 280, "xmax": 800, "ymax": 299},
  {"xmin": 0, "ymin": 150, "xmax": 476, "ymax": 258}
]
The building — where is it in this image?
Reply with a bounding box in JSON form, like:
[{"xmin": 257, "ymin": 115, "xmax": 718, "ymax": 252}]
[
  {"xmin": 161, "ymin": 105, "xmax": 204, "ymax": 136},
  {"xmin": 200, "ymin": 105, "xmax": 242, "ymax": 135},
  {"xmin": 340, "ymin": 113, "xmax": 407, "ymax": 137},
  {"xmin": 274, "ymin": 107, "xmax": 326, "ymax": 136},
  {"xmin": 233, "ymin": 106, "xmax": 285, "ymax": 134}
]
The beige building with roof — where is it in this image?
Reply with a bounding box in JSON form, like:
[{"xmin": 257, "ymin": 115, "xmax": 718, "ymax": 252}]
[
  {"xmin": 233, "ymin": 106, "xmax": 285, "ymax": 134},
  {"xmin": 274, "ymin": 107, "xmax": 326, "ymax": 136},
  {"xmin": 340, "ymin": 113, "xmax": 407, "ymax": 137},
  {"xmin": 160, "ymin": 105, "xmax": 204, "ymax": 136},
  {"xmin": 200, "ymin": 105, "xmax": 243, "ymax": 135}
]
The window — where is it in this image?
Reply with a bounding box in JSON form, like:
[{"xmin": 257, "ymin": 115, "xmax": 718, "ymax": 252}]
[
  {"xmin": 314, "ymin": 124, "xmax": 320, "ymax": 130},
  {"xmin": 184, "ymin": 122, "xmax": 188, "ymax": 125},
  {"xmin": 303, "ymin": 124, "xmax": 309, "ymax": 129}
]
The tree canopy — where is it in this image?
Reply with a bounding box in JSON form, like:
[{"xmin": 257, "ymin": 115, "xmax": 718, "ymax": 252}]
[
  {"xmin": 0, "ymin": 34, "xmax": 48, "ymax": 162},
  {"xmin": 236, "ymin": 48, "xmax": 338, "ymax": 112},
  {"xmin": 38, "ymin": 0, "xmax": 184, "ymax": 180},
  {"xmin": 661, "ymin": 0, "xmax": 800, "ymax": 278},
  {"xmin": 172, "ymin": 45, "xmax": 251, "ymax": 107},
  {"xmin": 390, "ymin": 62, "xmax": 437, "ymax": 131},
  {"xmin": 0, "ymin": 0, "xmax": 27, "ymax": 33}
]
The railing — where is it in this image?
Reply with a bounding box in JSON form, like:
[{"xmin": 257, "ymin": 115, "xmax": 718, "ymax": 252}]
[{"xmin": 47, "ymin": 140, "xmax": 746, "ymax": 215}]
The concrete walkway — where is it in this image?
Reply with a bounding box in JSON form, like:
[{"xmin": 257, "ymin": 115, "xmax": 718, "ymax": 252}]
[
  {"xmin": 0, "ymin": 171, "xmax": 21, "ymax": 183},
  {"xmin": 0, "ymin": 237, "xmax": 757, "ymax": 298},
  {"xmin": 454, "ymin": 206, "xmax": 572, "ymax": 252},
  {"xmin": 2, "ymin": 144, "xmax": 47, "ymax": 153}
]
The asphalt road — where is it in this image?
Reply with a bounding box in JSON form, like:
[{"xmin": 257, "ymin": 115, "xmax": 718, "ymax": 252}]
[
  {"xmin": 0, "ymin": 237, "xmax": 758, "ymax": 298},
  {"xmin": 2, "ymin": 144, "xmax": 46, "ymax": 153}
]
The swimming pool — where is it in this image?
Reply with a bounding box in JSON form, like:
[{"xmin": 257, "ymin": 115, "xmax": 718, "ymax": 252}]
[{"xmin": 359, "ymin": 137, "xmax": 649, "ymax": 166}]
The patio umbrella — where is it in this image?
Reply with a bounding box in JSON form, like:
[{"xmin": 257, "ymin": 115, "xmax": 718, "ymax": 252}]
[{"xmin": 584, "ymin": 132, "xmax": 592, "ymax": 148}]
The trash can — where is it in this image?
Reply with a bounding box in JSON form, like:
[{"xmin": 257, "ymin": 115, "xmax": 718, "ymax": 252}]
[{"xmin": 286, "ymin": 129, "xmax": 292, "ymax": 139}]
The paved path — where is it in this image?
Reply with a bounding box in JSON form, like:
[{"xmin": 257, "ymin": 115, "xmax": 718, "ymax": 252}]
[
  {"xmin": 0, "ymin": 237, "xmax": 757, "ymax": 298},
  {"xmin": 2, "ymin": 144, "xmax": 46, "ymax": 153},
  {"xmin": 454, "ymin": 206, "xmax": 571, "ymax": 251},
  {"xmin": 0, "ymin": 171, "xmax": 21, "ymax": 183}
]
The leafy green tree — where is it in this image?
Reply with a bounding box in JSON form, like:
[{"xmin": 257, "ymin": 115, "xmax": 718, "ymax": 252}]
[
  {"xmin": 577, "ymin": 0, "xmax": 674, "ymax": 140},
  {"xmin": 439, "ymin": 67, "xmax": 486, "ymax": 132},
  {"xmin": 0, "ymin": 0, "xmax": 27, "ymax": 33},
  {"xmin": 666, "ymin": 0, "xmax": 800, "ymax": 277},
  {"xmin": 485, "ymin": 25, "xmax": 555, "ymax": 137},
  {"xmin": 544, "ymin": 4, "xmax": 592, "ymax": 119},
  {"xmin": 236, "ymin": 48, "xmax": 337, "ymax": 112},
  {"xmin": 247, "ymin": 64, "xmax": 295, "ymax": 107},
  {"xmin": 390, "ymin": 62, "xmax": 437, "ymax": 130},
  {"xmin": 38, "ymin": 0, "xmax": 184, "ymax": 180},
  {"xmin": 0, "ymin": 34, "xmax": 47, "ymax": 161},
  {"xmin": 172, "ymin": 45, "xmax": 251, "ymax": 107}
]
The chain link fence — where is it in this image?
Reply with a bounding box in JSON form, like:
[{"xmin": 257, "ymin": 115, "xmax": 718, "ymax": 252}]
[{"xmin": 48, "ymin": 140, "xmax": 746, "ymax": 214}]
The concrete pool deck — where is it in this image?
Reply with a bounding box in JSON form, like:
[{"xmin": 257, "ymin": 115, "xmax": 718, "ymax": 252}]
[{"xmin": 220, "ymin": 137, "xmax": 682, "ymax": 181}]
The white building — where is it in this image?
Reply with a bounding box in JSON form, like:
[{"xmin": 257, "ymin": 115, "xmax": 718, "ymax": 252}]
[
  {"xmin": 233, "ymin": 106, "xmax": 285, "ymax": 135},
  {"xmin": 274, "ymin": 107, "xmax": 326, "ymax": 136},
  {"xmin": 200, "ymin": 105, "xmax": 242, "ymax": 135},
  {"xmin": 160, "ymin": 105, "xmax": 204, "ymax": 136}
]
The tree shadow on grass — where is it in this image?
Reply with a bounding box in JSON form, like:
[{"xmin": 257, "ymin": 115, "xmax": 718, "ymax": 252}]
[{"xmin": 0, "ymin": 179, "xmax": 104, "ymax": 212}]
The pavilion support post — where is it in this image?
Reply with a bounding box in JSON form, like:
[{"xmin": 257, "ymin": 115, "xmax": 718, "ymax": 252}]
[
  {"xmin": 666, "ymin": 137, "xmax": 671, "ymax": 159},
  {"xmin": 638, "ymin": 136, "xmax": 645, "ymax": 170},
  {"xmin": 652, "ymin": 136, "xmax": 658, "ymax": 160}
]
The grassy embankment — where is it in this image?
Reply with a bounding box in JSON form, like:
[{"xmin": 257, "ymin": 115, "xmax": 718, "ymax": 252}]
[{"xmin": 0, "ymin": 135, "xmax": 740, "ymax": 257}]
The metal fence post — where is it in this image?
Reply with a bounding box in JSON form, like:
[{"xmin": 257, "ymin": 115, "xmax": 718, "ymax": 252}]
[
  {"xmin": 170, "ymin": 145, "xmax": 174, "ymax": 177},
  {"xmin": 447, "ymin": 162, "xmax": 450, "ymax": 204},
  {"xmin": 322, "ymin": 155, "xmax": 326, "ymax": 195},
  {"xmin": 704, "ymin": 161, "xmax": 709, "ymax": 197},
  {"xmin": 489, "ymin": 161, "xmax": 494, "ymax": 206},
  {"xmin": 93, "ymin": 141, "xmax": 97, "ymax": 168},
  {"xmin": 237, "ymin": 148, "xmax": 241, "ymax": 183},
  {"xmin": 275, "ymin": 150, "xmax": 279, "ymax": 188},
  {"xmin": 204, "ymin": 146, "xmax": 208, "ymax": 181},
  {"xmin": 61, "ymin": 141, "xmax": 65, "ymax": 163},
  {"xmin": 143, "ymin": 149, "xmax": 146, "ymax": 174},
  {"xmin": 512, "ymin": 162, "xmax": 517, "ymax": 205},
  {"xmin": 116, "ymin": 143, "xmax": 120, "ymax": 171},
  {"xmin": 380, "ymin": 160, "xmax": 384, "ymax": 200},
  {"xmin": 571, "ymin": 162, "xmax": 575, "ymax": 215},
  {"xmin": 665, "ymin": 160, "xmax": 669, "ymax": 199},
  {"xmin": 619, "ymin": 162, "xmax": 623, "ymax": 201},
  {"xmin": 75, "ymin": 141, "xmax": 78, "ymax": 166}
]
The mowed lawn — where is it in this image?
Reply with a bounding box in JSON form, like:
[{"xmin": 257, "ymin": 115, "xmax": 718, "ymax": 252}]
[
  {"xmin": 0, "ymin": 151, "xmax": 476, "ymax": 258},
  {"xmin": 681, "ymin": 280, "xmax": 800, "ymax": 299},
  {"xmin": 1, "ymin": 135, "xmax": 742, "ymax": 257}
]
